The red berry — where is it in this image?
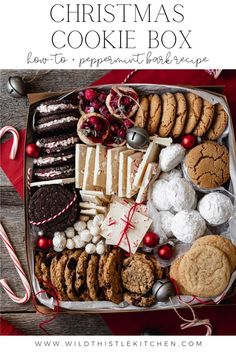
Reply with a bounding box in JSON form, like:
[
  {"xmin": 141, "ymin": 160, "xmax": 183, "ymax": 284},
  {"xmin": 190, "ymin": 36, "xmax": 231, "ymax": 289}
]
[
  {"xmin": 118, "ymin": 128, "xmax": 126, "ymax": 139},
  {"xmin": 26, "ymin": 143, "xmax": 40, "ymax": 158},
  {"xmin": 98, "ymin": 91, "xmax": 107, "ymax": 102},
  {"xmin": 122, "ymin": 96, "xmax": 132, "ymax": 105},
  {"xmin": 85, "ymin": 106, "xmax": 94, "ymax": 114},
  {"xmin": 143, "ymin": 232, "xmax": 160, "ymax": 248},
  {"xmin": 84, "ymin": 89, "xmax": 97, "ymax": 101},
  {"xmin": 181, "ymin": 134, "xmax": 197, "ymax": 149},
  {"xmin": 94, "ymin": 122, "xmax": 102, "ymax": 131},
  {"xmin": 99, "ymin": 105, "xmax": 111, "ymax": 119},
  {"xmin": 89, "ymin": 115, "xmax": 99, "ymax": 125}
]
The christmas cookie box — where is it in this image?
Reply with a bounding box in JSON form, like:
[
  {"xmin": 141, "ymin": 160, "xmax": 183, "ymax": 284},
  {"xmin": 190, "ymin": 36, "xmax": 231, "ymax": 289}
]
[{"xmin": 24, "ymin": 84, "xmax": 236, "ymax": 312}]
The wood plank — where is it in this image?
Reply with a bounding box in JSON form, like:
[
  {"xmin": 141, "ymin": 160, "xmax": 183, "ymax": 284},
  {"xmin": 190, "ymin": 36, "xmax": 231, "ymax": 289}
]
[{"xmin": 1, "ymin": 313, "xmax": 111, "ymax": 335}]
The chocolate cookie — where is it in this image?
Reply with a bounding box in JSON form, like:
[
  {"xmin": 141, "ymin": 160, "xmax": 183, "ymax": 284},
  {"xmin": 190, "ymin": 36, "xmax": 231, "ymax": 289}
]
[
  {"xmin": 86, "ymin": 254, "xmax": 100, "ymax": 300},
  {"xmin": 171, "ymin": 93, "xmax": 187, "ymax": 137},
  {"xmin": 146, "ymin": 94, "xmax": 162, "ymax": 135},
  {"xmin": 75, "ymin": 251, "xmax": 90, "ymax": 299},
  {"xmin": 34, "ymin": 149, "xmax": 75, "ymax": 168},
  {"xmin": 206, "ymin": 103, "xmax": 228, "ymax": 140},
  {"xmin": 123, "ymin": 292, "xmax": 156, "ymax": 307},
  {"xmin": 193, "ymin": 99, "xmax": 215, "ymax": 137},
  {"xmin": 36, "ymin": 98, "xmax": 80, "ymax": 117},
  {"xmin": 184, "ymin": 141, "xmax": 230, "ymax": 189},
  {"xmin": 36, "ymin": 133, "xmax": 79, "ymax": 154},
  {"xmin": 122, "ymin": 255, "xmax": 155, "ymax": 295},
  {"xmin": 35, "ymin": 112, "xmax": 79, "ymax": 135},
  {"xmin": 103, "ymin": 249, "xmax": 124, "ymax": 304},
  {"xmin": 184, "ymin": 93, "xmax": 203, "ymax": 134},
  {"xmin": 158, "ymin": 93, "xmax": 176, "ymax": 137},
  {"xmin": 29, "ymin": 185, "xmax": 78, "ymax": 235},
  {"xmin": 65, "ymin": 250, "xmax": 82, "ymax": 301},
  {"xmin": 134, "ymin": 96, "xmax": 149, "ymax": 128},
  {"xmin": 34, "ymin": 164, "xmax": 75, "ymax": 181}
]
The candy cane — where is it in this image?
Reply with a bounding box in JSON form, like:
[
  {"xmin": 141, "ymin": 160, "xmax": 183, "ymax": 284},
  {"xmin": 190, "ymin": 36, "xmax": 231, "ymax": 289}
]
[
  {"xmin": 0, "ymin": 222, "xmax": 31, "ymax": 304},
  {"xmin": 0, "ymin": 125, "xmax": 19, "ymax": 160}
]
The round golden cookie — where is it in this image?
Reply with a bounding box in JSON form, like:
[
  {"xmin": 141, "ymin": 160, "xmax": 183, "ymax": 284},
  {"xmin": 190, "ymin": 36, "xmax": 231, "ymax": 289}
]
[
  {"xmin": 192, "ymin": 235, "xmax": 236, "ymax": 272},
  {"xmin": 171, "ymin": 93, "xmax": 187, "ymax": 137},
  {"xmin": 206, "ymin": 103, "xmax": 228, "ymax": 140},
  {"xmin": 146, "ymin": 94, "xmax": 162, "ymax": 135},
  {"xmin": 179, "ymin": 245, "xmax": 231, "ymax": 298},
  {"xmin": 169, "ymin": 256, "xmax": 191, "ymax": 295},
  {"xmin": 158, "ymin": 93, "xmax": 176, "ymax": 137},
  {"xmin": 184, "ymin": 141, "xmax": 229, "ymax": 189},
  {"xmin": 184, "ymin": 93, "xmax": 203, "ymax": 134},
  {"xmin": 193, "ymin": 99, "xmax": 215, "ymax": 137},
  {"xmin": 135, "ymin": 96, "xmax": 149, "ymax": 128}
]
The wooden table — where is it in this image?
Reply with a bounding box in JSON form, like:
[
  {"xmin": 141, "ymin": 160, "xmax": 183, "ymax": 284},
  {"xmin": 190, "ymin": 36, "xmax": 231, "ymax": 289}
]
[{"xmin": 0, "ymin": 70, "xmax": 112, "ymax": 335}]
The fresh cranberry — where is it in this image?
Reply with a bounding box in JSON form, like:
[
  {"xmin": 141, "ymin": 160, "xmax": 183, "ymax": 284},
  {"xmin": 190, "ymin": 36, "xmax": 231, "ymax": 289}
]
[
  {"xmin": 90, "ymin": 99, "xmax": 102, "ymax": 110},
  {"xmin": 98, "ymin": 91, "xmax": 107, "ymax": 102},
  {"xmin": 84, "ymin": 88, "xmax": 97, "ymax": 101},
  {"xmin": 124, "ymin": 119, "xmax": 134, "ymax": 128},
  {"xmin": 118, "ymin": 128, "xmax": 126, "ymax": 139},
  {"xmin": 89, "ymin": 115, "xmax": 99, "ymax": 125}
]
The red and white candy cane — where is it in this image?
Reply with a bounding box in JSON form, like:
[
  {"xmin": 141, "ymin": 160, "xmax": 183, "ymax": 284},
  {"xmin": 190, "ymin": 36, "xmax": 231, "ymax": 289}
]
[
  {"xmin": 0, "ymin": 125, "xmax": 19, "ymax": 160},
  {"xmin": 0, "ymin": 222, "xmax": 31, "ymax": 304}
]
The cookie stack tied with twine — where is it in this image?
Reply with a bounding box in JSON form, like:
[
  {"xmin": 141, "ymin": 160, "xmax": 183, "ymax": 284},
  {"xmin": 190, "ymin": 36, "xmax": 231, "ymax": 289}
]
[
  {"xmin": 170, "ymin": 235, "xmax": 236, "ymax": 298},
  {"xmin": 134, "ymin": 92, "xmax": 228, "ymax": 139}
]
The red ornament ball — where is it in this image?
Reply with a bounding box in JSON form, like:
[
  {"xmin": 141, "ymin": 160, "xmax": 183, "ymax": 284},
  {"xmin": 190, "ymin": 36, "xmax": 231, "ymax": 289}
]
[
  {"xmin": 157, "ymin": 244, "xmax": 173, "ymax": 260},
  {"xmin": 143, "ymin": 232, "xmax": 160, "ymax": 248},
  {"xmin": 36, "ymin": 236, "xmax": 52, "ymax": 250},
  {"xmin": 26, "ymin": 143, "xmax": 40, "ymax": 158},
  {"xmin": 181, "ymin": 134, "xmax": 197, "ymax": 149}
]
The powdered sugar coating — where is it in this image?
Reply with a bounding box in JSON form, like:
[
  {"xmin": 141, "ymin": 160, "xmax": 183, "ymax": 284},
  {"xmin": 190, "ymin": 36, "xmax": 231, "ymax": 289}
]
[
  {"xmin": 152, "ymin": 180, "xmax": 172, "ymax": 211},
  {"xmin": 168, "ymin": 177, "xmax": 196, "ymax": 212},
  {"xmin": 159, "ymin": 144, "xmax": 186, "ymax": 172},
  {"xmin": 171, "ymin": 210, "xmax": 206, "ymax": 243},
  {"xmin": 198, "ymin": 192, "xmax": 233, "ymax": 225},
  {"xmin": 159, "ymin": 168, "xmax": 183, "ymax": 181},
  {"xmin": 158, "ymin": 211, "xmax": 174, "ymax": 238}
]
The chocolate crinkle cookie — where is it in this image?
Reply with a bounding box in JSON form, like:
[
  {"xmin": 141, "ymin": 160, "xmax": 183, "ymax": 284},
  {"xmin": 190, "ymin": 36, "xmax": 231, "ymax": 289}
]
[{"xmin": 29, "ymin": 185, "xmax": 78, "ymax": 235}]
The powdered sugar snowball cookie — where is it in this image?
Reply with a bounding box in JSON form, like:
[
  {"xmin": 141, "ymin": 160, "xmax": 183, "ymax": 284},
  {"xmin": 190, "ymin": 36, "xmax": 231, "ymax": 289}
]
[
  {"xmin": 159, "ymin": 168, "xmax": 183, "ymax": 182},
  {"xmin": 90, "ymin": 225, "xmax": 101, "ymax": 236},
  {"xmin": 73, "ymin": 235, "xmax": 86, "ymax": 249},
  {"xmin": 198, "ymin": 192, "xmax": 234, "ymax": 225},
  {"xmin": 93, "ymin": 214, "xmax": 105, "ymax": 226},
  {"xmin": 171, "ymin": 210, "xmax": 206, "ymax": 243},
  {"xmin": 159, "ymin": 144, "xmax": 186, "ymax": 172},
  {"xmin": 53, "ymin": 232, "xmax": 66, "ymax": 251},
  {"xmin": 65, "ymin": 227, "xmax": 75, "ymax": 238},
  {"xmin": 159, "ymin": 211, "xmax": 174, "ymax": 238},
  {"xmin": 96, "ymin": 243, "xmax": 105, "ymax": 255},
  {"xmin": 168, "ymin": 177, "xmax": 196, "ymax": 212},
  {"xmin": 80, "ymin": 229, "xmax": 93, "ymax": 242},
  {"xmin": 66, "ymin": 238, "xmax": 75, "ymax": 250},
  {"xmin": 151, "ymin": 180, "xmax": 172, "ymax": 211},
  {"xmin": 87, "ymin": 220, "xmax": 93, "ymax": 230},
  {"xmin": 92, "ymin": 235, "xmax": 101, "ymax": 244},
  {"xmin": 74, "ymin": 220, "xmax": 86, "ymax": 233}
]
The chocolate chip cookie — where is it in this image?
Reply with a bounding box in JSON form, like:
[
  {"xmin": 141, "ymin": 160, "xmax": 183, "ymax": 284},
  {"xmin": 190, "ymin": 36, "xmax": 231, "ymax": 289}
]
[
  {"xmin": 184, "ymin": 141, "xmax": 230, "ymax": 189},
  {"xmin": 75, "ymin": 251, "xmax": 90, "ymax": 298},
  {"xmin": 41, "ymin": 250, "xmax": 57, "ymax": 287},
  {"xmin": 65, "ymin": 250, "xmax": 82, "ymax": 300},
  {"xmin": 86, "ymin": 254, "xmax": 100, "ymax": 300},
  {"xmin": 123, "ymin": 292, "xmax": 156, "ymax": 307},
  {"xmin": 34, "ymin": 251, "xmax": 44, "ymax": 285},
  {"xmin": 51, "ymin": 251, "xmax": 72, "ymax": 300}
]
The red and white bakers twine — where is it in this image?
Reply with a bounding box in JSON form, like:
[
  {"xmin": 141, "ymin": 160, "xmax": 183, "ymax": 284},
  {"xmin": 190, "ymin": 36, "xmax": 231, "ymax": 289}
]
[
  {"xmin": 122, "ymin": 69, "xmax": 139, "ymax": 84},
  {"xmin": 0, "ymin": 222, "xmax": 31, "ymax": 304},
  {"xmin": 0, "ymin": 125, "xmax": 19, "ymax": 160},
  {"xmin": 29, "ymin": 189, "xmax": 77, "ymax": 226}
]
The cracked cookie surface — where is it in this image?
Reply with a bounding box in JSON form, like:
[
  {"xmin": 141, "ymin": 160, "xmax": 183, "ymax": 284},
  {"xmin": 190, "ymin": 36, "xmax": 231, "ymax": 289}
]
[
  {"xmin": 184, "ymin": 141, "xmax": 229, "ymax": 189},
  {"xmin": 146, "ymin": 94, "xmax": 162, "ymax": 135},
  {"xmin": 184, "ymin": 93, "xmax": 203, "ymax": 134},
  {"xmin": 171, "ymin": 92, "xmax": 187, "ymax": 137},
  {"xmin": 179, "ymin": 245, "xmax": 231, "ymax": 297},
  {"xmin": 193, "ymin": 99, "xmax": 215, "ymax": 137},
  {"xmin": 206, "ymin": 103, "xmax": 228, "ymax": 140},
  {"xmin": 158, "ymin": 93, "xmax": 176, "ymax": 137}
]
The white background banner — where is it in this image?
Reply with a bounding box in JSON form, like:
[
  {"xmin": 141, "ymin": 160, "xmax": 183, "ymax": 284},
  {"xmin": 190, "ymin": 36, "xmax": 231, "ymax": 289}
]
[{"xmin": 0, "ymin": 0, "xmax": 236, "ymax": 69}]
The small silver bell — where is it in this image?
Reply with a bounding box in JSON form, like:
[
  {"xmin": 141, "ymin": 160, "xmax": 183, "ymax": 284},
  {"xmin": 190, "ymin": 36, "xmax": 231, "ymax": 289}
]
[
  {"xmin": 6, "ymin": 76, "xmax": 27, "ymax": 98},
  {"xmin": 126, "ymin": 127, "xmax": 150, "ymax": 149},
  {"xmin": 152, "ymin": 278, "xmax": 176, "ymax": 302}
]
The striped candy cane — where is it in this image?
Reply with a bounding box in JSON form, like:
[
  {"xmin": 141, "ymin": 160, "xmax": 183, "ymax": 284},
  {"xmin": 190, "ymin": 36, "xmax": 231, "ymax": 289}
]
[
  {"xmin": 0, "ymin": 125, "xmax": 19, "ymax": 160},
  {"xmin": 0, "ymin": 223, "xmax": 31, "ymax": 304}
]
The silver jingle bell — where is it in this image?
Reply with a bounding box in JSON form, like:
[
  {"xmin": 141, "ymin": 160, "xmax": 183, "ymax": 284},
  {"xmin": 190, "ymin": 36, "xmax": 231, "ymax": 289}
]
[
  {"xmin": 152, "ymin": 278, "xmax": 176, "ymax": 302},
  {"xmin": 126, "ymin": 127, "xmax": 150, "ymax": 149},
  {"xmin": 6, "ymin": 76, "xmax": 27, "ymax": 98}
]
